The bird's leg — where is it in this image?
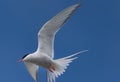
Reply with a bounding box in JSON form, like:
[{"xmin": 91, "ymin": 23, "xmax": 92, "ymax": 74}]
[{"xmin": 48, "ymin": 65, "xmax": 55, "ymax": 72}]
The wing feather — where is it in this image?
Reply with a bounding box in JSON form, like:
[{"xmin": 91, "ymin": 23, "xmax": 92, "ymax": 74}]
[
  {"xmin": 24, "ymin": 62, "xmax": 39, "ymax": 82},
  {"xmin": 38, "ymin": 4, "xmax": 80, "ymax": 58}
]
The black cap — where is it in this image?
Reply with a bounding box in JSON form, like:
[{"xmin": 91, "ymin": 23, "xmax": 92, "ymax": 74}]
[{"xmin": 22, "ymin": 54, "xmax": 29, "ymax": 59}]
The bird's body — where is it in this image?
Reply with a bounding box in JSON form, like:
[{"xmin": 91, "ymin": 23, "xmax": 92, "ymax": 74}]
[
  {"xmin": 25, "ymin": 51, "xmax": 54, "ymax": 69},
  {"xmin": 20, "ymin": 3, "xmax": 88, "ymax": 82}
]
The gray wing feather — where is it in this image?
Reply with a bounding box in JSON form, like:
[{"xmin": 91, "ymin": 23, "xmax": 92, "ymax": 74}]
[
  {"xmin": 24, "ymin": 62, "xmax": 39, "ymax": 82},
  {"xmin": 38, "ymin": 4, "xmax": 80, "ymax": 58}
]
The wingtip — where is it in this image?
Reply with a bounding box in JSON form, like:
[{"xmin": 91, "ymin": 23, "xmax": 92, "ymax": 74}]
[
  {"xmin": 76, "ymin": 3, "xmax": 81, "ymax": 6},
  {"xmin": 69, "ymin": 3, "xmax": 81, "ymax": 11},
  {"xmin": 73, "ymin": 0, "xmax": 84, "ymax": 8},
  {"xmin": 72, "ymin": 3, "xmax": 80, "ymax": 8}
]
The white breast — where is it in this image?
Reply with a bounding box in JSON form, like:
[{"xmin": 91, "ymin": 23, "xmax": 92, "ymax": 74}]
[{"xmin": 32, "ymin": 52, "xmax": 54, "ymax": 69}]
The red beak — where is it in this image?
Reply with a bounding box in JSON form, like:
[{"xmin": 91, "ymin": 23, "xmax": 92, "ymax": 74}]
[{"xmin": 18, "ymin": 59, "xmax": 23, "ymax": 62}]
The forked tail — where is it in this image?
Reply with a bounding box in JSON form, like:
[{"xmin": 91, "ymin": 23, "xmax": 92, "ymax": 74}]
[{"xmin": 47, "ymin": 50, "xmax": 88, "ymax": 82}]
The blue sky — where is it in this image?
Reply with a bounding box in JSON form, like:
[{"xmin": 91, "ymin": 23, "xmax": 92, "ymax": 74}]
[{"xmin": 0, "ymin": 0, "xmax": 120, "ymax": 82}]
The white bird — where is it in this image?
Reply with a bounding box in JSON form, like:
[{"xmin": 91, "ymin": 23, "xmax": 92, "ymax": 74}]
[{"xmin": 19, "ymin": 3, "xmax": 87, "ymax": 82}]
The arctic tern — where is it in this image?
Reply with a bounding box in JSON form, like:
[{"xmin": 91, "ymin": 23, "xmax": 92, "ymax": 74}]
[{"xmin": 19, "ymin": 3, "xmax": 88, "ymax": 82}]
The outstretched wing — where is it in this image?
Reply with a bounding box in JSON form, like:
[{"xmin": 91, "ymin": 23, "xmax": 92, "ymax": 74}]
[
  {"xmin": 37, "ymin": 4, "xmax": 80, "ymax": 58},
  {"xmin": 24, "ymin": 62, "xmax": 39, "ymax": 82}
]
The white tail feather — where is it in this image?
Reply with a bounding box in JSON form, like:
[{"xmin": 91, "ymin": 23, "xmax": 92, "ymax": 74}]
[{"xmin": 47, "ymin": 50, "xmax": 88, "ymax": 82}]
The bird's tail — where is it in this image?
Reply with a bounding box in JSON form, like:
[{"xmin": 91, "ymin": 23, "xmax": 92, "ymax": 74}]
[{"xmin": 47, "ymin": 50, "xmax": 88, "ymax": 82}]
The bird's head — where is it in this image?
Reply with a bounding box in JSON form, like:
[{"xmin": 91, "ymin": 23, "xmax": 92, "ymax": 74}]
[{"xmin": 18, "ymin": 54, "xmax": 29, "ymax": 62}]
